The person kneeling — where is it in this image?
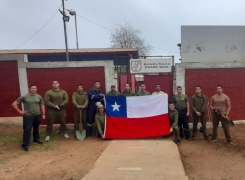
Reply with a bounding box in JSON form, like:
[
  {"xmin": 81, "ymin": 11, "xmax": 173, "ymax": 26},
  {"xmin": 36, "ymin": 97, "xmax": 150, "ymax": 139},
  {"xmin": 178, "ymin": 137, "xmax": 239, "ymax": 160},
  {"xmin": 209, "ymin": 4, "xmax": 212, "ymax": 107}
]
[
  {"xmin": 95, "ymin": 104, "xmax": 105, "ymax": 139},
  {"xmin": 169, "ymin": 102, "xmax": 181, "ymax": 146}
]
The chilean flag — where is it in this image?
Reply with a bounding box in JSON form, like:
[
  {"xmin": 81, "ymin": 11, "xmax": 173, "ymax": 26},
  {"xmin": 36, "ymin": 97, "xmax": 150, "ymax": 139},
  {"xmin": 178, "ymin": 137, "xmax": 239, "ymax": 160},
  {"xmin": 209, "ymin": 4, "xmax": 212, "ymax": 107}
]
[{"xmin": 104, "ymin": 94, "xmax": 170, "ymax": 138}]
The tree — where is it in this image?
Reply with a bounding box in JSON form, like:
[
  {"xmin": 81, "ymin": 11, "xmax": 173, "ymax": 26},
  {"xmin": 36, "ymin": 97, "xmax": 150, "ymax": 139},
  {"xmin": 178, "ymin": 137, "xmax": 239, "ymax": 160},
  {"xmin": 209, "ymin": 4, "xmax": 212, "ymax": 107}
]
[{"xmin": 110, "ymin": 23, "xmax": 152, "ymax": 56}]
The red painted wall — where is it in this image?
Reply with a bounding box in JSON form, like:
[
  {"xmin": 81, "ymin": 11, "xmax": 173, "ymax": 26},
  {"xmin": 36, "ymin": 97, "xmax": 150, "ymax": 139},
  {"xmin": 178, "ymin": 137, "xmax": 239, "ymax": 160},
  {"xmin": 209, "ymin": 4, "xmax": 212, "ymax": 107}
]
[
  {"xmin": 119, "ymin": 75, "xmax": 128, "ymax": 92},
  {"xmin": 26, "ymin": 67, "xmax": 105, "ymax": 124},
  {"xmin": 0, "ymin": 61, "xmax": 20, "ymax": 117},
  {"xmin": 185, "ymin": 68, "xmax": 245, "ymax": 120},
  {"xmin": 144, "ymin": 74, "xmax": 173, "ymax": 100}
]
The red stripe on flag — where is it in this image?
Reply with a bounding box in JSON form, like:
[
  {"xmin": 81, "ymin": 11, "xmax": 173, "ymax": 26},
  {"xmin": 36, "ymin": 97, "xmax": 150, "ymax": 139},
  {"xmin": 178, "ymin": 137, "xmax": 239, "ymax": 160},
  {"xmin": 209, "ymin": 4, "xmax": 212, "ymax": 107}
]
[{"xmin": 104, "ymin": 113, "xmax": 170, "ymax": 138}]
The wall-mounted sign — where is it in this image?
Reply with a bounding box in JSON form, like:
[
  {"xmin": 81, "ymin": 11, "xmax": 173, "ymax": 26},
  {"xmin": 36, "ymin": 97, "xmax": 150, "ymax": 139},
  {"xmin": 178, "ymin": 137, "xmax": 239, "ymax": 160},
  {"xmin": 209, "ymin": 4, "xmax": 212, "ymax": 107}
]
[{"xmin": 130, "ymin": 58, "xmax": 172, "ymax": 73}]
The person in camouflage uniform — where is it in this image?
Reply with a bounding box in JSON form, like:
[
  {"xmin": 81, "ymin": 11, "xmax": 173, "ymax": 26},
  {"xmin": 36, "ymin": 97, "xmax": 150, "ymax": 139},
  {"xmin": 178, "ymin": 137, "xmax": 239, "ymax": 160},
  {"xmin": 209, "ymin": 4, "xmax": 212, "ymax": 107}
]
[
  {"xmin": 106, "ymin": 85, "xmax": 121, "ymax": 96},
  {"xmin": 72, "ymin": 84, "xmax": 88, "ymax": 132},
  {"xmin": 122, "ymin": 83, "xmax": 135, "ymax": 96},
  {"xmin": 136, "ymin": 84, "xmax": 150, "ymax": 96},
  {"xmin": 44, "ymin": 81, "xmax": 69, "ymax": 142},
  {"xmin": 95, "ymin": 104, "xmax": 105, "ymax": 139},
  {"xmin": 173, "ymin": 86, "xmax": 191, "ymax": 140},
  {"xmin": 191, "ymin": 85, "xmax": 209, "ymax": 140},
  {"xmin": 168, "ymin": 102, "xmax": 181, "ymax": 146},
  {"xmin": 12, "ymin": 85, "xmax": 45, "ymax": 151}
]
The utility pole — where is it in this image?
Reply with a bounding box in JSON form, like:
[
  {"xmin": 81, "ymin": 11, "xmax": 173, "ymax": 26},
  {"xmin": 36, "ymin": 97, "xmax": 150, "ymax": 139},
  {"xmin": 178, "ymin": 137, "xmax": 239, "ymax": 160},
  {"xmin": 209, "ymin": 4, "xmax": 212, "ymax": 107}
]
[
  {"xmin": 74, "ymin": 13, "xmax": 79, "ymax": 49},
  {"xmin": 68, "ymin": 9, "xmax": 79, "ymax": 49},
  {"xmin": 62, "ymin": 0, "xmax": 69, "ymax": 61}
]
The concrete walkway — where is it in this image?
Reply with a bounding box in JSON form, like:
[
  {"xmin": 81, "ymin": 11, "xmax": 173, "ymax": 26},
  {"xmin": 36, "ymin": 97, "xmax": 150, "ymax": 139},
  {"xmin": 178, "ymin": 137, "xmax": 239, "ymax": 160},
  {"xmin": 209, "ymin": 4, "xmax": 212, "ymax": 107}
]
[{"xmin": 82, "ymin": 139, "xmax": 189, "ymax": 180}]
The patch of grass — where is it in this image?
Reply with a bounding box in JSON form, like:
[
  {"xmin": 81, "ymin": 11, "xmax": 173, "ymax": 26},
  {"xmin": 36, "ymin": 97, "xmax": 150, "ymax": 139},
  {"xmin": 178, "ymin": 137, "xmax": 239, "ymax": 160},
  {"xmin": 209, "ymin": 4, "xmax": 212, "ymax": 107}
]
[
  {"xmin": 0, "ymin": 131, "xmax": 63, "ymax": 152},
  {"xmin": 0, "ymin": 133, "xmax": 22, "ymax": 145},
  {"xmin": 219, "ymin": 150, "xmax": 237, "ymax": 157},
  {"xmin": 31, "ymin": 141, "xmax": 59, "ymax": 151},
  {"xmin": 219, "ymin": 152, "xmax": 233, "ymax": 157},
  {"xmin": 0, "ymin": 158, "xmax": 8, "ymax": 164},
  {"xmin": 31, "ymin": 132, "xmax": 63, "ymax": 151}
]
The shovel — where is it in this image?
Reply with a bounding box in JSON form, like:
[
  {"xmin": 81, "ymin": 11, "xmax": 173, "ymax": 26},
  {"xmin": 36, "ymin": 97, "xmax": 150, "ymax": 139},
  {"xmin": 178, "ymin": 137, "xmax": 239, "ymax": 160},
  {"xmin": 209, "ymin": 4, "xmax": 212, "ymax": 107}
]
[
  {"xmin": 221, "ymin": 114, "xmax": 235, "ymax": 126},
  {"xmin": 75, "ymin": 109, "xmax": 86, "ymax": 141},
  {"xmin": 214, "ymin": 109, "xmax": 235, "ymax": 127}
]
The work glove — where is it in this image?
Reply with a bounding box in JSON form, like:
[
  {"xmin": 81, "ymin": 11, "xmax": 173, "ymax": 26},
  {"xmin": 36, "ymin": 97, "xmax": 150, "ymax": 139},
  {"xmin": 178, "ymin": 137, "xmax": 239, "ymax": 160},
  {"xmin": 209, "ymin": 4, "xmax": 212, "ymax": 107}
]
[
  {"xmin": 55, "ymin": 105, "xmax": 63, "ymax": 110},
  {"xmin": 55, "ymin": 105, "xmax": 60, "ymax": 110}
]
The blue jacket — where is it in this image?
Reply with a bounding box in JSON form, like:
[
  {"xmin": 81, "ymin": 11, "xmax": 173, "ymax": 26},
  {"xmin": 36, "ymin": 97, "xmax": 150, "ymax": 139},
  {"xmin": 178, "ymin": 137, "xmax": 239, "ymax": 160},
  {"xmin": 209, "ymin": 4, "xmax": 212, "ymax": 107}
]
[{"xmin": 88, "ymin": 88, "xmax": 103, "ymax": 107}]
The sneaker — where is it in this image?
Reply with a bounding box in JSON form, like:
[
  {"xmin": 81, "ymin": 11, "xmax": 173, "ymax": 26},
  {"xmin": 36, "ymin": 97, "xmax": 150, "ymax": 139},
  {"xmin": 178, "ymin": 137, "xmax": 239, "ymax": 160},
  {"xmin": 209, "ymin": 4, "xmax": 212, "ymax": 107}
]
[
  {"xmin": 64, "ymin": 133, "xmax": 69, "ymax": 139},
  {"xmin": 45, "ymin": 135, "xmax": 50, "ymax": 142},
  {"xmin": 228, "ymin": 140, "xmax": 234, "ymax": 145},
  {"xmin": 210, "ymin": 138, "xmax": 217, "ymax": 142},
  {"xmin": 21, "ymin": 144, "xmax": 28, "ymax": 151},
  {"xmin": 176, "ymin": 140, "xmax": 181, "ymax": 146},
  {"xmin": 33, "ymin": 140, "xmax": 43, "ymax": 145}
]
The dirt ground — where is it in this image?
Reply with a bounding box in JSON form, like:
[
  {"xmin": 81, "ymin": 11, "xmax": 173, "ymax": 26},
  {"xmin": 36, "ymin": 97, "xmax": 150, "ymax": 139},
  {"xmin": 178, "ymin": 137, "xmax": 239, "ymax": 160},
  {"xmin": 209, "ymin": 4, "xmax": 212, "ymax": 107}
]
[
  {"xmin": 179, "ymin": 123, "xmax": 245, "ymax": 180},
  {"xmin": 1, "ymin": 123, "xmax": 245, "ymax": 180},
  {"xmin": 0, "ymin": 124, "xmax": 110, "ymax": 180}
]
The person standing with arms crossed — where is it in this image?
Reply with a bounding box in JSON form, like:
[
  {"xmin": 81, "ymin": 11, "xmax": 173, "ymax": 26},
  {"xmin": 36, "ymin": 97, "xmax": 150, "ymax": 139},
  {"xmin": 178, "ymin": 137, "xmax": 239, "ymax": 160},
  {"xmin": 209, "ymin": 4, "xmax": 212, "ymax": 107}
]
[
  {"xmin": 173, "ymin": 86, "xmax": 191, "ymax": 140},
  {"xmin": 209, "ymin": 85, "xmax": 233, "ymax": 144},
  {"xmin": 191, "ymin": 86, "xmax": 209, "ymax": 140},
  {"xmin": 87, "ymin": 80, "xmax": 104, "ymax": 136},
  {"xmin": 12, "ymin": 85, "xmax": 45, "ymax": 151},
  {"xmin": 44, "ymin": 81, "xmax": 69, "ymax": 142}
]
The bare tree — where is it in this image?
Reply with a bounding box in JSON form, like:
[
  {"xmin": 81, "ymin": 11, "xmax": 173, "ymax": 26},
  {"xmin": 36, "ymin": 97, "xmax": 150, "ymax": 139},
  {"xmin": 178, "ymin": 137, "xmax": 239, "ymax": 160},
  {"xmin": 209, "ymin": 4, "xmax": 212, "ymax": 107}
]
[{"xmin": 110, "ymin": 23, "xmax": 152, "ymax": 56}]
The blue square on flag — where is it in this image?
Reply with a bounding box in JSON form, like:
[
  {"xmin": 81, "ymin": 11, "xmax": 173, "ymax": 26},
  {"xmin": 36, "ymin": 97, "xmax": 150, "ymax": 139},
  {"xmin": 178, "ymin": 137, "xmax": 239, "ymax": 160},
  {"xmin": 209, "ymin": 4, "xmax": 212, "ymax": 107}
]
[{"xmin": 105, "ymin": 96, "xmax": 127, "ymax": 118}]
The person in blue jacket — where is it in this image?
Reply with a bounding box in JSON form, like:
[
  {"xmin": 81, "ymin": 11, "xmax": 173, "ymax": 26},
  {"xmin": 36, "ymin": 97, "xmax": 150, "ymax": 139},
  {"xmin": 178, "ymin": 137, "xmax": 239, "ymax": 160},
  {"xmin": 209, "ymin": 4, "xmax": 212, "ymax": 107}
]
[{"xmin": 87, "ymin": 80, "xmax": 104, "ymax": 136}]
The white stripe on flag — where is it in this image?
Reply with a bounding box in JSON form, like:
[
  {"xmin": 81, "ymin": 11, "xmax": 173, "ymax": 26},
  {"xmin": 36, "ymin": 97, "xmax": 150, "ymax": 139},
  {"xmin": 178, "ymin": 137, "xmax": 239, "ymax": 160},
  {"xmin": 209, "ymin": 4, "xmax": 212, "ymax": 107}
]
[{"xmin": 126, "ymin": 94, "xmax": 168, "ymax": 118}]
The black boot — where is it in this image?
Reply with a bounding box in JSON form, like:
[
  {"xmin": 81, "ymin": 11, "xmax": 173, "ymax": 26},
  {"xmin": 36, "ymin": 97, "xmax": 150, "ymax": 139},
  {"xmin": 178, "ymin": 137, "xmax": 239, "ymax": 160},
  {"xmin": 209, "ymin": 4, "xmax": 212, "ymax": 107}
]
[
  {"xmin": 86, "ymin": 126, "xmax": 92, "ymax": 136},
  {"xmin": 21, "ymin": 144, "xmax": 28, "ymax": 151}
]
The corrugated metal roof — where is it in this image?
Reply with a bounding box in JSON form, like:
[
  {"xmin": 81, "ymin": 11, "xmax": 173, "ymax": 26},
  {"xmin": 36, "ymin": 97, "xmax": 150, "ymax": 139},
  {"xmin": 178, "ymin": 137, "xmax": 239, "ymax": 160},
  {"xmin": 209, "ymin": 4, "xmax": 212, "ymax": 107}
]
[{"xmin": 0, "ymin": 48, "xmax": 138, "ymax": 54}]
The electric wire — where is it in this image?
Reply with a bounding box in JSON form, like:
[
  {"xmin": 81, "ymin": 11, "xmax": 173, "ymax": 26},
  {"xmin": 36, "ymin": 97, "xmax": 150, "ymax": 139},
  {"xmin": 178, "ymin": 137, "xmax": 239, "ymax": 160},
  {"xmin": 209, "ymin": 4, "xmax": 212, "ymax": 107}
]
[
  {"xmin": 76, "ymin": 13, "xmax": 112, "ymax": 32},
  {"xmin": 8, "ymin": 5, "xmax": 62, "ymax": 51},
  {"xmin": 8, "ymin": 5, "xmax": 178, "ymax": 54}
]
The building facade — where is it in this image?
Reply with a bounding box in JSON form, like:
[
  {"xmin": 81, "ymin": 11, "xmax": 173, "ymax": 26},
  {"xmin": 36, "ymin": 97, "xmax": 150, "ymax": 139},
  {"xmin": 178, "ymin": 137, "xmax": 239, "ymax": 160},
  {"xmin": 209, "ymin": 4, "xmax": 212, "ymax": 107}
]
[{"xmin": 176, "ymin": 26, "xmax": 245, "ymax": 121}]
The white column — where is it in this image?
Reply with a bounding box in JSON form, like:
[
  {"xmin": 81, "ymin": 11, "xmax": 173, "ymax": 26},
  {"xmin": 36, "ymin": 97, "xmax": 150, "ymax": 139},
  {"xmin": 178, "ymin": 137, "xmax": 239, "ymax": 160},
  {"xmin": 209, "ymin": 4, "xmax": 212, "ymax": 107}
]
[
  {"xmin": 105, "ymin": 66, "xmax": 117, "ymax": 93},
  {"xmin": 175, "ymin": 64, "xmax": 185, "ymax": 94},
  {"xmin": 18, "ymin": 67, "xmax": 28, "ymax": 96}
]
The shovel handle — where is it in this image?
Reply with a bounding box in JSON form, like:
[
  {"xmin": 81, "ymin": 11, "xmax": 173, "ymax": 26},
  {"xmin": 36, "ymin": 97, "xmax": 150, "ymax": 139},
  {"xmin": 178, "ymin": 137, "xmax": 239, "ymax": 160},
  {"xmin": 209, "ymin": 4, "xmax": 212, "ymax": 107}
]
[{"xmin": 79, "ymin": 109, "xmax": 82, "ymax": 124}]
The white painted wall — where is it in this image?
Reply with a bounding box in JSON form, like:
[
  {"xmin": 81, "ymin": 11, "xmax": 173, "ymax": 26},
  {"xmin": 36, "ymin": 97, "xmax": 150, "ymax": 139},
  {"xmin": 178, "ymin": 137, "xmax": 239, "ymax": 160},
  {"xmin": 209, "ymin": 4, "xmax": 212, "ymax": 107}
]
[{"xmin": 181, "ymin": 26, "xmax": 245, "ymax": 63}]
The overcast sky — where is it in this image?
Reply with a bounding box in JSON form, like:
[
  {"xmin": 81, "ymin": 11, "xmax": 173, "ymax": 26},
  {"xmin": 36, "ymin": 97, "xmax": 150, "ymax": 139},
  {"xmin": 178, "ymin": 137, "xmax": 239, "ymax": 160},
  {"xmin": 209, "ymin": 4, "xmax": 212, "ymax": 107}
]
[{"xmin": 1, "ymin": 0, "xmax": 245, "ymax": 61}]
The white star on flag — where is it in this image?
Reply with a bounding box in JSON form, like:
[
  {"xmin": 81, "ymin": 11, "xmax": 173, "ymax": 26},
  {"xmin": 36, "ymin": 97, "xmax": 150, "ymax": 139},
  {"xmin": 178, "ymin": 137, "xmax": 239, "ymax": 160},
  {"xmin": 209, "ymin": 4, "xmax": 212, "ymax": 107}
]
[{"xmin": 111, "ymin": 102, "xmax": 121, "ymax": 111}]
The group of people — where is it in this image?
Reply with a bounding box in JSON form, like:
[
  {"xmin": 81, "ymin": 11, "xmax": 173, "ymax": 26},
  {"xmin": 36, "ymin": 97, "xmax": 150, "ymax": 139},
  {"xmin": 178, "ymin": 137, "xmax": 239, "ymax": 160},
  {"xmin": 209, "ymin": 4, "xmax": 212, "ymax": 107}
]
[
  {"xmin": 169, "ymin": 85, "xmax": 232, "ymax": 146},
  {"xmin": 11, "ymin": 80, "xmax": 157, "ymax": 151},
  {"xmin": 12, "ymin": 80, "xmax": 232, "ymax": 151}
]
